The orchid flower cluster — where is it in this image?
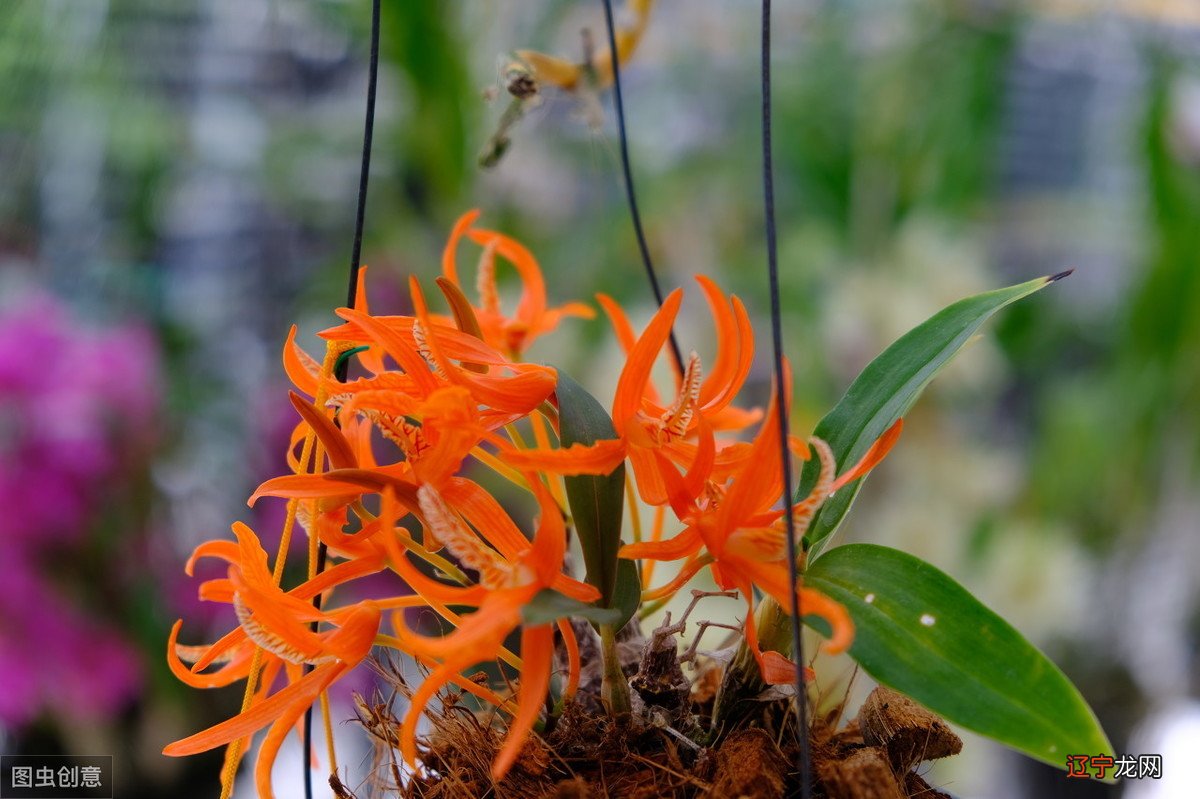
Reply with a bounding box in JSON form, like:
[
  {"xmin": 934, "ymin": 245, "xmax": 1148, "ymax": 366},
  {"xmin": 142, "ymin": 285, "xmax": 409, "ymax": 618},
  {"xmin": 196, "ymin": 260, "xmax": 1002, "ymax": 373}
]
[{"xmin": 163, "ymin": 211, "xmax": 901, "ymax": 797}]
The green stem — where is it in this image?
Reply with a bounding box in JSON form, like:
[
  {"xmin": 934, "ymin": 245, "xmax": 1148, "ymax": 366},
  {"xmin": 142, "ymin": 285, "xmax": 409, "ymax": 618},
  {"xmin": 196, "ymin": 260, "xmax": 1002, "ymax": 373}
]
[
  {"xmin": 599, "ymin": 623, "xmax": 632, "ymax": 715},
  {"xmin": 711, "ymin": 596, "xmax": 792, "ymax": 730}
]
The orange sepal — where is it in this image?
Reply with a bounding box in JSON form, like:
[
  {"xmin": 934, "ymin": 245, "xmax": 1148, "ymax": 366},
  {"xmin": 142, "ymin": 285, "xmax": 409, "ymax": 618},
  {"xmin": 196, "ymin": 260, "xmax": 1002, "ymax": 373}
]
[
  {"xmin": 500, "ymin": 439, "xmax": 627, "ymax": 476},
  {"xmin": 492, "ymin": 624, "xmax": 554, "ymax": 779},
  {"xmin": 760, "ymin": 650, "xmax": 816, "ymax": 685},
  {"xmin": 831, "ymin": 418, "xmax": 903, "ymax": 491},
  {"xmin": 288, "ymin": 391, "xmax": 357, "ymax": 471}
]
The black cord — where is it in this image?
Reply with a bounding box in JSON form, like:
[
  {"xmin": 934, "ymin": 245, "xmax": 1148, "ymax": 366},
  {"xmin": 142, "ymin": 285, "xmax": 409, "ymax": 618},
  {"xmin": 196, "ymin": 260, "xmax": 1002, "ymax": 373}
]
[
  {"xmin": 760, "ymin": 1, "xmax": 812, "ymax": 796},
  {"xmin": 303, "ymin": 0, "xmax": 380, "ymax": 795},
  {"xmin": 600, "ymin": 0, "xmax": 684, "ymax": 377}
]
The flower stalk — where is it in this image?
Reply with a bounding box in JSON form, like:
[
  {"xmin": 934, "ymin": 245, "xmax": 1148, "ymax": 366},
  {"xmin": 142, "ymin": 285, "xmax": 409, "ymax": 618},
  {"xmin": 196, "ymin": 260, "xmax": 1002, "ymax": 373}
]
[{"xmin": 599, "ymin": 623, "xmax": 632, "ymax": 715}]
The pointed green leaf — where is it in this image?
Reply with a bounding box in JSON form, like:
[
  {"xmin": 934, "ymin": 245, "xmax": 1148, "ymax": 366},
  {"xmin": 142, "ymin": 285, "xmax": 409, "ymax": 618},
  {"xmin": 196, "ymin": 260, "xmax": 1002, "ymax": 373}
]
[
  {"xmin": 608, "ymin": 558, "xmax": 641, "ymax": 633},
  {"xmin": 802, "ymin": 274, "xmax": 1067, "ymax": 559},
  {"xmin": 555, "ymin": 370, "xmax": 626, "ymax": 610},
  {"xmin": 805, "ymin": 544, "xmax": 1113, "ymax": 775},
  {"xmin": 522, "ymin": 588, "xmax": 623, "ymax": 626}
]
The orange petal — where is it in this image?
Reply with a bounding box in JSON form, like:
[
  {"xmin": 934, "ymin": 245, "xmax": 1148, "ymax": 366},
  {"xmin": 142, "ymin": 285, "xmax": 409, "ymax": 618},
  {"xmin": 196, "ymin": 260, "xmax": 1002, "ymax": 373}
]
[
  {"xmin": 464, "ymin": 226, "xmax": 547, "ymax": 324},
  {"xmin": 501, "ymin": 439, "xmax": 627, "ymax": 476},
  {"xmin": 163, "ymin": 660, "xmax": 341, "ymax": 757},
  {"xmin": 556, "ymin": 618, "xmax": 581, "ymax": 700},
  {"xmin": 641, "ymin": 555, "xmax": 709, "ymax": 601},
  {"xmin": 831, "ymin": 418, "xmax": 903, "ymax": 492},
  {"xmin": 526, "ymin": 479, "xmax": 567, "ymax": 581},
  {"xmin": 184, "ymin": 540, "xmax": 239, "ymax": 576},
  {"xmin": 399, "ymin": 650, "xmax": 477, "ymax": 768},
  {"xmin": 247, "ymin": 474, "xmax": 363, "ymax": 507},
  {"xmin": 288, "ymin": 391, "xmax": 357, "ymax": 470},
  {"xmin": 717, "ymin": 369, "xmax": 792, "ymax": 532},
  {"xmin": 441, "ymin": 209, "xmax": 482, "ymax": 286},
  {"xmin": 549, "ymin": 574, "xmax": 602, "ymax": 604},
  {"xmin": 693, "ymin": 276, "xmax": 738, "ymax": 407},
  {"xmin": 492, "ymin": 624, "xmax": 554, "ymax": 779},
  {"xmin": 337, "ymin": 308, "xmax": 440, "ymax": 397},
  {"xmin": 760, "ymin": 650, "xmax": 816, "ymax": 685},
  {"xmin": 253, "ymin": 666, "xmax": 342, "ymax": 799},
  {"xmin": 735, "ymin": 557, "xmax": 855, "ymax": 656},
  {"xmin": 619, "ymin": 526, "xmax": 702, "ymax": 562},
  {"xmin": 442, "ymin": 477, "xmax": 532, "ymax": 560},
  {"xmin": 282, "ymin": 325, "xmax": 320, "ymax": 397},
  {"xmin": 515, "ymin": 49, "xmax": 582, "ymax": 90},
  {"xmin": 798, "ymin": 587, "xmax": 855, "ymax": 654},
  {"xmin": 627, "ymin": 445, "xmax": 669, "ymax": 507},
  {"xmin": 611, "ymin": 289, "xmax": 683, "ymax": 427},
  {"xmin": 167, "ymin": 621, "xmax": 251, "ymax": 689}
]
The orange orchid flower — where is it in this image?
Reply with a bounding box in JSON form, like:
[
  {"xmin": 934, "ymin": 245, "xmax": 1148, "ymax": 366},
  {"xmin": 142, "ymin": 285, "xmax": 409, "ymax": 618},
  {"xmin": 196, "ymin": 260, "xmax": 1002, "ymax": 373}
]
[
  {"xmin": 502, "ymin": 278, "xmax": 760, "ymax": 492},
  {"xmin": 163, "ymin": 522, "xmax": 385, "ymax": 799},
  {"xmin": 608, "ymin": 278, "xmax": 759, "ymax": 505},
  {"xmin": 621, "ymin": 381, "xmax": 903, "ymax": 682},
  {"xmin": 379, "ymin": 478, "xmax": 595, "ymax": 780},
  {"xmin": 515, "ymin": 0, "xmax": 655, "ymax": 92},
  {"xmin": 441, "ymin": 210, "xmax": 593, "ymax": 357}
]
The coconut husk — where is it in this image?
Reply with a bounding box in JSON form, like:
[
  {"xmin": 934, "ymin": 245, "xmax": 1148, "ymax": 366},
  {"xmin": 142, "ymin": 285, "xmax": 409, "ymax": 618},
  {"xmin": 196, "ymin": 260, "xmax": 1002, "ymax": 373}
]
[{"xmin": 380, "ymin": 626, "xmax": 962, "ymax": 797}]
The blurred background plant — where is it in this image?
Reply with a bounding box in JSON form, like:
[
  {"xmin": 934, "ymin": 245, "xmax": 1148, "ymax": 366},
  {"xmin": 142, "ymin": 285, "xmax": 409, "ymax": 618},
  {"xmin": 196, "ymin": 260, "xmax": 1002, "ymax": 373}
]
[{"xmin": 1, "ymin": 0, "xmax": 1198, "ymax": 796}]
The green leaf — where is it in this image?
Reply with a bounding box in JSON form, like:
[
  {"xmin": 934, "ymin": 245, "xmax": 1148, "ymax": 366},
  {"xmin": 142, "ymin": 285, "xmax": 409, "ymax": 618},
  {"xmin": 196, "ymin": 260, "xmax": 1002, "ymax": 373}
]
[
  {"xmin": 805, "ymin": 544, "xmax": 1113, "ymax": 774},
  {"xmin": 555, "ymin": 370, "xmax": 626, "ymax": 609},
  {"xmin": 522, "ymin": 589, "xmax": 622, "ymax": 626},
  {"xmin": 802, "ymin": 274, "xmax": 1067, "ymax": 559},
  {"xmin": 609, "ymin": 558, "xmax": 641, "ymax": 633}
]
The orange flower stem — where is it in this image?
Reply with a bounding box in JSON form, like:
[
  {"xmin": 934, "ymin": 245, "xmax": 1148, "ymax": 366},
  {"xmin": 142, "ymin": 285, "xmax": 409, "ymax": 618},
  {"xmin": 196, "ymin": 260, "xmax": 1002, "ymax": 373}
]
[
  {"xmin": 219, "ymin": 344, "xmax": 339, "ymax": 799},
  {"xmin": 352, "ymin": 502, "xmax": 473, "ymax": 586},
  {"xmin": 502, "ymin": 422, "xmax": 529, "ymax": 450},
  {"xmin": 391, "ymin": 533, "xmax": 471, "ymax": 587},
  {"xmin": 370, "ymin": 596, "xmax": 440, "ymax": 610},
  {"xmin": 469, "ymin": 445, "xmax": 531, "ymax": 490},
  {"xmin": 320, "ymin": 691, "xmax": 337, "ymax": 776},
  {"xmin": 530, "ymin": 411, "xmax": 567, "ymax": 510},
  {"xmin": 502, "ymin": 421, "xmax": 570, "ymax": 515},
  {"xmin": 536, "ymin": 400, "xmax": 559, "ymax": 428},
  {"xmin": 220, "ymin": 646, "xmax": 264, "ymax": 798},
  {"xmin": 303, "ymin": 446, "xmax": 339, "ymax": 785}
]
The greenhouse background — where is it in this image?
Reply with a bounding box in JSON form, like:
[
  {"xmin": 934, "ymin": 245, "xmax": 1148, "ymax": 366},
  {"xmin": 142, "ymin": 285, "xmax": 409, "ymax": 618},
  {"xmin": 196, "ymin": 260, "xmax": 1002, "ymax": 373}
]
[{"xmin": 1, "ymin": 1, "xmax": 1198, "ymax": 796}]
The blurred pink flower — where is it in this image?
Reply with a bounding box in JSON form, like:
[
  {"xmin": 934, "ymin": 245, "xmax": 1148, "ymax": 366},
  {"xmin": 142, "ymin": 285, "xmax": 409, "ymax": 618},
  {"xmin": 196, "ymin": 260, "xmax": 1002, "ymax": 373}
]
[{"xmin": 0, "ymin": 290, "xmax": 159, "ymax": 728}]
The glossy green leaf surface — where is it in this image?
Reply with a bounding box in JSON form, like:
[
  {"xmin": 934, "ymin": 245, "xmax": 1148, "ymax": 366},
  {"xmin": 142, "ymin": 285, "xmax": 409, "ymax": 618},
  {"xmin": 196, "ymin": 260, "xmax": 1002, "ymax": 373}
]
[
  {"xmin": 521, "ymin": 588, "xmax": 622, "ymax": 626},
  {"xmin": 608, "ymin": 558, "xmax": 641, "ymax": 633},
  {"xmin": 801, "ymin": 274, "xmax": 1065, "ymax": 559},
  {"xmin": 555, "ymin": 370, "xmax": 626, "ymax": 610},
  {"xmin": 805, "ymin": 544, "xmax": 1113, "ymax": 774}
]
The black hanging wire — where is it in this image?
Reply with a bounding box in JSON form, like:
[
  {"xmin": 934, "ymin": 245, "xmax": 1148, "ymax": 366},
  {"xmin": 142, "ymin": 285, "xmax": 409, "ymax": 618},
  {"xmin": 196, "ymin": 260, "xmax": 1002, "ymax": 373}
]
[
  {"xmin": 761, "ymin": 1, "xmax": 813, "ymax": 795},
  {"xmin": 600, "ymin": 0, "xmax": 685, "ymax": 377},
  {"xmin": 303, "ymin": 0, "xmax": 381, "ymax": 796}
]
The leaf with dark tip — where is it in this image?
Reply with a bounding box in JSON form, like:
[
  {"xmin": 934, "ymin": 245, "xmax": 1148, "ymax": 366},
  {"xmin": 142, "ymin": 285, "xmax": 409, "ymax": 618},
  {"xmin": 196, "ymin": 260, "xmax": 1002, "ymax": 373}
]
[
  {"xmin": 555, "ymin": 370, "xmax": 626, "ymax": 610},
  {"xmin": 522, "ymin": 588, "xmax": 623, "ymax": 626},
  {"xmin": 801, "ymin": 275, "xmax": 1065, "ymax": 559},
  {"xmin": 804, "ymin": 544, "xmax": 1113, "ymax": 777}
]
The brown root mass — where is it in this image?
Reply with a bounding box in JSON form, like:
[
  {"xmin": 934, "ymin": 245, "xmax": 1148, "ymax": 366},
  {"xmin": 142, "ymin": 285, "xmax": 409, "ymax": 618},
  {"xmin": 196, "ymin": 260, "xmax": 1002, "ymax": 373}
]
[{"xmin": 378, "ymin": 627, "xmax": 961, "ymax": 799}]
